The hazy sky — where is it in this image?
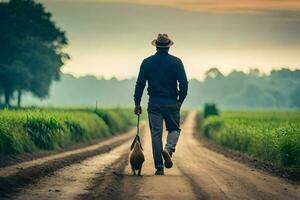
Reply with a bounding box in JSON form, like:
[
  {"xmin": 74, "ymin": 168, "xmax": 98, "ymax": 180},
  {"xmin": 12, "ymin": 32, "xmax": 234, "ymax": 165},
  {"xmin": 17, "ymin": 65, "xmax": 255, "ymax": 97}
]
[{"xmin": 39, "ymin": 0, "xmax": 300, "ymax": 79}]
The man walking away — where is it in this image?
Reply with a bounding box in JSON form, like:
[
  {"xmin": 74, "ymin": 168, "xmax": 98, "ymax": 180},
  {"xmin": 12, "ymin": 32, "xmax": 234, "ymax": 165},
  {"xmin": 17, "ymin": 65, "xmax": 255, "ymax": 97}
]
[{"xmin": 133, "ymin": 33, "xmax": 188, "ymax": 175}]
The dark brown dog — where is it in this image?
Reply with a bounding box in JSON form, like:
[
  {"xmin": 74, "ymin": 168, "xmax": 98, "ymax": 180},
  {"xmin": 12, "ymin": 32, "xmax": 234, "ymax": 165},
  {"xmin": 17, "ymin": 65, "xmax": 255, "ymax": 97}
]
[{"xmin": 129, "ymin": 135, "xmax": 144, "ymax": 176}]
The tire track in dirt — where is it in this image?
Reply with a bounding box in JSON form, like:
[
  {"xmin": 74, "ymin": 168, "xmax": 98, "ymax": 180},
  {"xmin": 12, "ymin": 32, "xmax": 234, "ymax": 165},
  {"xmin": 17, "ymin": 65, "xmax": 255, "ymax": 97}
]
[
  {"xmin": 118, "ymin": 121, "xmax": 197, "ymax": 200},
  {"xmin": 0, "ymin": 126, "xmax": 144, "ymax": 199},
  {"xmin": 0, "ymin": 127, "xmax": 138, "ymax": 178},
  {"xmin": 6, "ymin": 139, "xmax": 133, "ymax": 200},
  {"xmin": 78, "ymin": 153, "xmax": 129, "ymax": 200},
  {"xmin": 82, "ymin": 121, "xmax": 197, "ymax": 200}
]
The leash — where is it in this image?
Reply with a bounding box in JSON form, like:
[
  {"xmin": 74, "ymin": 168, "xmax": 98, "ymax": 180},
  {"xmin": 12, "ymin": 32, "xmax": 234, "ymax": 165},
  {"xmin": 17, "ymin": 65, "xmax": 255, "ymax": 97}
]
[
  {"xmin": 136, "ymin": 114, "xmax": 140, "ymax": 136},
  {"xmin": 130, "ymin": 114, "xmax": 142, "ymax": 150}
]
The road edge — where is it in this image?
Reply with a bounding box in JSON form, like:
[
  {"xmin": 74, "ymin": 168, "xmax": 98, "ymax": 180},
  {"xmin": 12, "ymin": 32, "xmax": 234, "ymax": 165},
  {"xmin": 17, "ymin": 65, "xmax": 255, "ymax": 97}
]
[
  {"xmin": 0, "ymin": 134, "xmax": 133, "ymax": 198},
  {"xmin": 194, "ymin": 112, "xmax": 300, "ymax": 183}
]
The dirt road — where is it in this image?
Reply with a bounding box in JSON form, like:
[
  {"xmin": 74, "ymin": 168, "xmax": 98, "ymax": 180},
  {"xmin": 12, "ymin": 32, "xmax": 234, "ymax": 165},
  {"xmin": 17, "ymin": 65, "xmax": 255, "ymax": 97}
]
[{"xmin": 1, "ymin": 111, "xmax": 300, "ymax": 200}]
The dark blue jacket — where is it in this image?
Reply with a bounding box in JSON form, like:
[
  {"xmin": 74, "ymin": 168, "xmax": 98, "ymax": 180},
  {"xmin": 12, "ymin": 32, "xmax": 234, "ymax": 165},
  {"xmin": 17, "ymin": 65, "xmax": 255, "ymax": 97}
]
[{"xmin": 134, "ymin": 50, "xmax": 188, "ymax": 105}]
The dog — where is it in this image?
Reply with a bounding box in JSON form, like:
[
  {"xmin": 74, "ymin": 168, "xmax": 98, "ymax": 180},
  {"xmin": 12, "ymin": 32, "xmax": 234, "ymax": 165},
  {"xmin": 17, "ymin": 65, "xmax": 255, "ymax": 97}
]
[{"xmin": 129, "ymin": 135, "xmax": 144, "ymax": 176}]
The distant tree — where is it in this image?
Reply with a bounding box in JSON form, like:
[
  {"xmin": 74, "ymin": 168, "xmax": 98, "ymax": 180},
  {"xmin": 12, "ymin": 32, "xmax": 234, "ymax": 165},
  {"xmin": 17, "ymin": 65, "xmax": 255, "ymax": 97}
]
[
  {"xmin": 205, "ymin": 67, "xmax": 224, "ymax": 80},
  {"xmin": 227, "ymin": 70, "xmax": 247, "ymax": 78},
  {"xmin": 204, "ymin": 103, "xmax": 219, "ymax": 118},
  {"xmin": 290, "ymin": 86, "xmax": 300, "ymax": 108},
  {"xmin": 0, "ymin": 93, "xmax": 2, "ymax": 107},
  {"xmin": 248, "ymin": 68, "xmax": 260, "ymax": 76},
  {"xmin": 242, "ymin": 84, "xmax": 262, "ymax": 107},
  {"xmin": 270, "ymin": 90, "xmax": 287, "ymax": 107},
  {"xmin": 0, "ymin": 0, "xmax": 69, "ymax": 107},
  {"xmin": 270, "ymin": 68, "xmax": 293, "ymax": 79}
]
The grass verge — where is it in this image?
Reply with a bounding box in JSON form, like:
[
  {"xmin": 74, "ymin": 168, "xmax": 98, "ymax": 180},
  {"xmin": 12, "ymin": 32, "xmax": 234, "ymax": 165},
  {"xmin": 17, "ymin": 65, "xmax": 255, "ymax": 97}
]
[
  {"xmin": 0, "ymin": 108, "xmax": 135, "ymax": 156},
  {"xmin": 200, "ymin": 111, "xmax": 300, "ymax": 179}
]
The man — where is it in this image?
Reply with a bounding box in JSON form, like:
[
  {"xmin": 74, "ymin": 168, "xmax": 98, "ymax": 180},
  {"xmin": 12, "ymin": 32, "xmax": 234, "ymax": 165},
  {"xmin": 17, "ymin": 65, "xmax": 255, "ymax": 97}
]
[{"xmin": 134, "ymin": 33, "xmax": 188, "ymax": 175}]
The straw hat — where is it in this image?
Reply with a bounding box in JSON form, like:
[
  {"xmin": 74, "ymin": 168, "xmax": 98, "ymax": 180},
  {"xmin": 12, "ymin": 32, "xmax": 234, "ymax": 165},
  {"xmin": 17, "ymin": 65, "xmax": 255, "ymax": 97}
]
[{"xmin": 152, "ymin": 33, "xmax": 174, "ymax": 48}]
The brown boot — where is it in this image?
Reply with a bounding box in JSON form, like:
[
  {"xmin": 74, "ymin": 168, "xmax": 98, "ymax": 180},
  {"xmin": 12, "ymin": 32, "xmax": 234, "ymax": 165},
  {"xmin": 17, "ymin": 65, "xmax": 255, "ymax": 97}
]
[
  {"xmin": 162, "ymin": 148, "xmax": 173, "ymax": 168},
  {"xmin": 155, "ymin": 169, "xmax": 165, "ymax": 175}
]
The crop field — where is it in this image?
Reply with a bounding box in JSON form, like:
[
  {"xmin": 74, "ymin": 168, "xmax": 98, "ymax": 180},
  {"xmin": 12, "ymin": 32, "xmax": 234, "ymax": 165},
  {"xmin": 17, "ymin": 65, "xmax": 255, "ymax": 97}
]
[
  {"xmin": 0, "ymin": 108, "xmax": 136, "ymax": 155},
  {"xmin": 202, "ymin": 111, "xmax": 300, "ymax": 170}
]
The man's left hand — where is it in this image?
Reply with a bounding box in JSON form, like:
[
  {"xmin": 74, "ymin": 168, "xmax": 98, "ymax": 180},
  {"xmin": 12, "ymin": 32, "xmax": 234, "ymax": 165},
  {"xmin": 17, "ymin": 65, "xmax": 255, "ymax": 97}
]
[{"xmin": 176, "ymin": 101, "xmax": 182, "ymax": 108}]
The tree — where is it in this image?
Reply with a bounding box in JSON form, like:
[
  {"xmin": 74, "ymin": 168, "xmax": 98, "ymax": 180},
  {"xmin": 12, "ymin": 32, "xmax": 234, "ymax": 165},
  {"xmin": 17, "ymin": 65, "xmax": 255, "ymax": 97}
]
[
  {"xmin": 290, "ymin": 86, "xmax": 300, "ymax": 108},
  {"xmin": 0, "ymin": 0, "xmax": 69, "ymax": 107},
  {"xmin": 242, "ymin": 84, "xmax": 262, "ymax": 107},
  {"xmin": 204, "ymin": 103, "xmax": 219, "ymax": 118},
  {"xmin": 248, "ymin": 68, "xmax": 260, "ymax": 77},
  {"xmin": 205, "ymin": 67, "xmax": 224, "ymax": 81}
]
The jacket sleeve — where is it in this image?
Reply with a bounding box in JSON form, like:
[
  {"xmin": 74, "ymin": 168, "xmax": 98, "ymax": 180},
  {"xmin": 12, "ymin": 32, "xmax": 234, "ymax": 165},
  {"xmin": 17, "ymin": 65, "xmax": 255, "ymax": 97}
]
[
  {"xmin": 177, "ymin": 59, "xmax": 188, "ymax": 103},
  {"xmin": 134, "ymin": 60, "xmax": 147, "ymax": 106}
]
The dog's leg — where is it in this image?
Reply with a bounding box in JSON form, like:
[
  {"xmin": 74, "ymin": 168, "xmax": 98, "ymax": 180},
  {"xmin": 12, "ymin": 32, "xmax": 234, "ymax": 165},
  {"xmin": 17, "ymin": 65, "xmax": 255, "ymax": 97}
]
[
  {"xmin": 138, "ymin": 166, "xmax": 142, "ymax": 176},
  {"xmin": 131, "ymin": 165, "xmax": 136, "ymax": 175}
]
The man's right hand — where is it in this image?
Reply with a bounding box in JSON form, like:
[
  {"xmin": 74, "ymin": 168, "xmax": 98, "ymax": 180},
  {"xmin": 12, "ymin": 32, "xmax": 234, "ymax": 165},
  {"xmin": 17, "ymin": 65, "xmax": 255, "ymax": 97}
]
[{"xmin": 134, "ymin": 105, "xmax": 142, "ymax": 115}]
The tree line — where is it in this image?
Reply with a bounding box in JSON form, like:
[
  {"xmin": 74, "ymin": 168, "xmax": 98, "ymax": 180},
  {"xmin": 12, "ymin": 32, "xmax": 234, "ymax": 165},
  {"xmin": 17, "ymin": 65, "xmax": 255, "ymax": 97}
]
[
  {"xmin": 18, "ymin": 68, "xmax": 300, "ymax": 108},
  {"xmin": 0, "ymin": 0, "xmax": 68, "ymax": 107},
  {"xmin": 190, "ymin": 68, "xmax": 300, "ymax": 108}
]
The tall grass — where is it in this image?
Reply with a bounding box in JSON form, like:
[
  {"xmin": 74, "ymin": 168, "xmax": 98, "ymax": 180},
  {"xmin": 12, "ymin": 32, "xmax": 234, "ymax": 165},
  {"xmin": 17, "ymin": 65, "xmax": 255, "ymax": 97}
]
[
  {"xmin": 0, "ymin": 108, "xmax": 134, "ymax": 155},
  {"xmin": 201, "ymin": 111, "xmax": 300, "ymax": 169}
]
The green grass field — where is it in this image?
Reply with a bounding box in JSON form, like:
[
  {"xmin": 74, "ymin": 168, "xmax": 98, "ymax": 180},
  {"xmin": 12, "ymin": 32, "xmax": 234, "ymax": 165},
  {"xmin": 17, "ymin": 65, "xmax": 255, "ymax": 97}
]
[
  {"xmin": 201, "ymin": 111, "xmax": 300, "ymax": 170},
  {"xmin": 0, "ymin": 108, "xmax": 136, "ymax": 155}
]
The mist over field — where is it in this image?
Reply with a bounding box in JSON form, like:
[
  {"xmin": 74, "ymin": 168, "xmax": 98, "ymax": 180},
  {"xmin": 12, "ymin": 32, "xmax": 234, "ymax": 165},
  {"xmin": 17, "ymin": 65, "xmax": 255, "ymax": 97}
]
[{"xmin": 23, "ymin": 68, "xmax": 300, "ymax": 108}]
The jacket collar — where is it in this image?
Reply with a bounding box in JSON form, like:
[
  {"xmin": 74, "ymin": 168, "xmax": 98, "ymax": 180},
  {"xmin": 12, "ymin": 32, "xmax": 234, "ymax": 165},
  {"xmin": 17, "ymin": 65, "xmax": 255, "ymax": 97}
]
[{"xmin": 156, "ymin": 50, "xmax": 169, "ymax": 55}]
